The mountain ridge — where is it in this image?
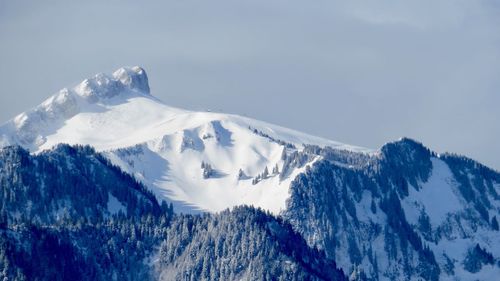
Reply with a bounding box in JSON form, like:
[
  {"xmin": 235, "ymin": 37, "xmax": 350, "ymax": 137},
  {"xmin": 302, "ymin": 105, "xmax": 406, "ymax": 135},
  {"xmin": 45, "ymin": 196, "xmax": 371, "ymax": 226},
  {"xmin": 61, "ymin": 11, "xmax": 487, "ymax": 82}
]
[
  {"xmin": 0, "ymin": 144, "xmax": 346, "ymax": 281},
  {"xmin": 0, "ymin": 66, "xmax": 371, "ymax": 214},
  {"xmin": 284, "ymin": 138, "xmax": 499, "ymax": 280},
  {"xmin": 0, "ymin": 66, "xmax": 498, "ymax": 280}
]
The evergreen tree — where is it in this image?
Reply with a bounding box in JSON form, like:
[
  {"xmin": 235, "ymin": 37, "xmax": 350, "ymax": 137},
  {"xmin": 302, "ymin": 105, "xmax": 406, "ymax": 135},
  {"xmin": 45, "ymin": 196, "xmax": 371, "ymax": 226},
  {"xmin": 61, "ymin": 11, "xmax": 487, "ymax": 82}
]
[
  {"xmin": 491, "ymin": 216, "xmax": 499, "ymax": 231},
  {"xmin": 272, "ymin": 164, "xmax": 279, "ymax": 175},
  {"xmin": 262, "ymin": 166, "xmax": 269, "ymax": 179}
]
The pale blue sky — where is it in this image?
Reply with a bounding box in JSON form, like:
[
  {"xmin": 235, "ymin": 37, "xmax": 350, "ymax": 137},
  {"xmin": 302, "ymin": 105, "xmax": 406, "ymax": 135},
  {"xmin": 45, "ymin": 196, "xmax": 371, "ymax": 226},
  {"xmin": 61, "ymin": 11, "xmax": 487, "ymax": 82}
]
[{"xmin": 1, "ymin": 0, "xmax": 499, "ymax": 169}]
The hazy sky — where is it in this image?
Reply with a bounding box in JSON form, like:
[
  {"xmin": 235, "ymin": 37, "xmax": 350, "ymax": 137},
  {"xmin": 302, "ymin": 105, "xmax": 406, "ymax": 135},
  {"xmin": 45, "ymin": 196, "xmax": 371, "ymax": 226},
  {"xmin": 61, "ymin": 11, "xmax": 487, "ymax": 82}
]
[{"xmin": 1, "ymin": 0, "xmax": 499, "ymax": 169}]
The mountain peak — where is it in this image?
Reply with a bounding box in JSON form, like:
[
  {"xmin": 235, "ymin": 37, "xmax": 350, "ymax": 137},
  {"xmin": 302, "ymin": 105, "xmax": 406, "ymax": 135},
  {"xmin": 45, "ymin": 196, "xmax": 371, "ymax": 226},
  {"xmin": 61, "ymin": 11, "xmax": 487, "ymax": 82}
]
[
  {"xmin": 0, "ymin": 66, "xmax": 154, "ymax": 149},
  {"xmin": 75, "ymin": 66, "xmax": 150, "ymax": 101},
  {"xmin": 112, "ymin": 66, "xmax": 150, "ymax": 94}
]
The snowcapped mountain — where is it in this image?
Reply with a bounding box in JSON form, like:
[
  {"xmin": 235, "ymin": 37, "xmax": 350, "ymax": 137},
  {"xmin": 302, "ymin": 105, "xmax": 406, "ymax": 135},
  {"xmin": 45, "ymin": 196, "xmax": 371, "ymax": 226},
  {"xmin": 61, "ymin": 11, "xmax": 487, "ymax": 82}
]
[
  {"xmin": 284, "ymin": 139, "xmax": 499, "ymax": 280},
  {"xmin": 0, "ymin": 66, "xmax": 498, "ymax": 280},
  {"xmin": 0, "ymin": 66, "xmax": 370, "ymax": 213}
]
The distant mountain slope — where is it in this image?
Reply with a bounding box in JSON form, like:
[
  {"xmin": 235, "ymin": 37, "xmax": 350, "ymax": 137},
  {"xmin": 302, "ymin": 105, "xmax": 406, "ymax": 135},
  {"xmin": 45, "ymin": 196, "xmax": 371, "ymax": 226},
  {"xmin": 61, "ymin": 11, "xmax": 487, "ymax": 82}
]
[
  {"xmin": 283, "ymin": 138, "xmax": 500, "ymax": 280},
  {"xmin": 0, "ymin": 66, "xmax": 371, "ymax": 213}
]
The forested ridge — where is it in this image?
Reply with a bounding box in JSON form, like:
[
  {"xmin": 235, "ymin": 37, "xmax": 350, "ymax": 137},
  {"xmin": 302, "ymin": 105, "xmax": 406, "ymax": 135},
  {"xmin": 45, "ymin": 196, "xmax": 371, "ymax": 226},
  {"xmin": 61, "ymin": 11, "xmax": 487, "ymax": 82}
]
[{"xmin": 0, "ymin": 145, "xmax": 346, "ymax": 281}]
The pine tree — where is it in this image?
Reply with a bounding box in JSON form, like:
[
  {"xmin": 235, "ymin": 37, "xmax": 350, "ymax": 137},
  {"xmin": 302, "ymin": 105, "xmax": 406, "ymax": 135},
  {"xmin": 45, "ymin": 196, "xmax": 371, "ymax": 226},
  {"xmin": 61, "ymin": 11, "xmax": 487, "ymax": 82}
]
[
  {"xmin": 370, "ymin": 199, "xmax": 377, "ymax": 214},
  {"xmin": 272, "ymin": 164, "xmax": 279, "ymax": 175},
  {"xmin": 262, "ymin": 166, "xmax": 269, "ymax": 179},
  {"xmin": 281, "ymin": 147, "xmax": 288, "ymax": 160},
  {"xmin": 491, "ymin": 216, "xmax": 499, "ymax": 231},
  {"xmin": 238, "ymin": 169, "xmax": 246, "ymax": 180}
]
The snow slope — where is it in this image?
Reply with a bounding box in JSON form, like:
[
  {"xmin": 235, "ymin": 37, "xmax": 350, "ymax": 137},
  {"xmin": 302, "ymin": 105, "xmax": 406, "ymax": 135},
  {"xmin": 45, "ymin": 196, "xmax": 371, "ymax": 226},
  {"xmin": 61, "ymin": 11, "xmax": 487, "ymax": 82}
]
[
  {"xmin": 1, "ymin": 66, "xmax": 498, "ymax": 280},
  {"xmin": 401, "ymin": 157, "xmax": 500, "ymax": 281},
  {"xmin": 402, "ymin": 158, "xmax": 462, "ymax": 226},
  {"xmin": 0, "ymin": 66, "xmax": 371, "ymax": 213}
]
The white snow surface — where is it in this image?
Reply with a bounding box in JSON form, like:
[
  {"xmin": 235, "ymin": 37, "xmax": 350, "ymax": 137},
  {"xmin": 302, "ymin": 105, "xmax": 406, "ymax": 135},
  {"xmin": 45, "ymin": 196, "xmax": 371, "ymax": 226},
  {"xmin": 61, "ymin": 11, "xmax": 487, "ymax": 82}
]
[
  {"xmin": 400, "ymin": 157, "xmax": 500, "ymax": 281},
  {"xmin": 0, "ymin": 66, "xmax": 371, "ymax": 214},
  {"xmin": 402, "ymin": 158, "xmax": 462, "ymax": 226}
]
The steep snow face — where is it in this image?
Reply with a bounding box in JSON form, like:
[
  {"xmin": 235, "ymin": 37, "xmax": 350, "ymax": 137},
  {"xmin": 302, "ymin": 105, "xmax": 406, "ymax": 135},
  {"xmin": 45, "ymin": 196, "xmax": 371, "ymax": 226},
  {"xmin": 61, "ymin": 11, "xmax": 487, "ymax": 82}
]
[
  {"xmin": 401, "ymin": 158, "xmax": 500, "ymax": 280},
  {"xmin": 0, "ymin": 66, "xmax": 371, "ymax": 213},
  {"xmin": 402, "ymin": 158, "xmax": 462, "ymax": 226}
]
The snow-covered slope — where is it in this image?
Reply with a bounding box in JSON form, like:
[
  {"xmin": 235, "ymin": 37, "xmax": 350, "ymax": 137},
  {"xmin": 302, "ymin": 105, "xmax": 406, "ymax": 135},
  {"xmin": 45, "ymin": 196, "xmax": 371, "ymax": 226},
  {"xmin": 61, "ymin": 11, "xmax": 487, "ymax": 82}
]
[
  {"xmin": 1, "ymin": 67, "xmax": 498, "ymax": 280},
  {"xmin": 283, "ymin": 139, "xmax": 500, "ymax": 281},
  {"xmin": 0, "ymin": 66, "xmax": 371, "ymax": 213}
]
